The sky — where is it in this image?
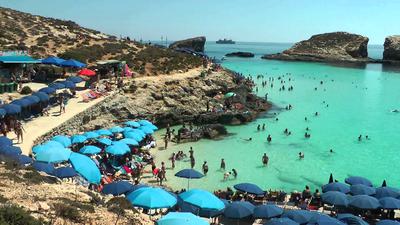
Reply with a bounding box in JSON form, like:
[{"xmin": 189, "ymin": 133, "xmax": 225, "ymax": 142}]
[{"xmin": 1, "ymin": 0, "xmax": 399, "ymax": 44}]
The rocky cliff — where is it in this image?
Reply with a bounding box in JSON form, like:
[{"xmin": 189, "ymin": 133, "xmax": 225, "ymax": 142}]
[
  {"xmin": 383, "ymin": 36, "xmax": 400, "ymax": 61},
  {"xmin": 225, "ymin": 52, "xmax": 255, "ymax": 58},
  {"xmin": 263, "ymin": 32, "xmax": 369, "ymax": 62},
  {"xmin": 169, "ymin": 36, "xmax": 206, "ymax": 52}
]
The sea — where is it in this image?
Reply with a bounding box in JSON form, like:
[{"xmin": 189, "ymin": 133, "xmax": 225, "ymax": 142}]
[{"xmin": 152, "ymin": 42, "xmax": 400, "ymax": 193}]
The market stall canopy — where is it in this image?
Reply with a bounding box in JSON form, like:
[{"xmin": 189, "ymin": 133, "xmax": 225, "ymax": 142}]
[
  {"xmin": 41, "ymin": 56, "xmax": 65, "ymax": 66},
  {"xmin": 0, "ymin": 55, "xmax": 40, "ymax": 64},
  {"xmin": 60, "ymin": 59, "xmax": 86, "ymax": 68}
]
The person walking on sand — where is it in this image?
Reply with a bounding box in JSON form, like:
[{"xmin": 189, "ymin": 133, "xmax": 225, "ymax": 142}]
[
  {"xmin": 15, "ymin": 120, "xmax": 25, "ymax": 143},
  {"xmin": 220, "ymin": 159, "xmax": 226, "ymax": 171},
  {"xmin": 262, "ymin": 153, "xmax": 269, "ymax": 166},
  {"xmin": 202, "ymin": 161, "xmax": 209, "ymax": 175}
]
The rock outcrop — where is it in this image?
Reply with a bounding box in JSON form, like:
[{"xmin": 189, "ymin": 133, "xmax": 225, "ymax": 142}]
[
  {"xmin": 169, "ymin": 36, "xmax": 206, "ymax": 52},
  {"xmin": 262, "ymin": 32, "xmax": 369, "ymax": 62},
  {"xmin": 225, "ymin": 52, "xmax": 255, "ymax": 58},
  {"xmin": 383, "ymin": 36, "xmax": 400, "ymax": 61}
]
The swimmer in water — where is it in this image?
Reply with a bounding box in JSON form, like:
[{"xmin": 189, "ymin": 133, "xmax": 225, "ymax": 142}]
[
  {"xmin": 262, "ymin": 153, "xmax": 269, "ymax": 166},
  {"xmin": 305, "ymin": 117, "xmax": 308, "ymax": 121},
  {"xmin": 257, "ymin": 124, "xmax": 260, "ymax": 131},
  {"xmin": 299, "ymin": 152, "xmax": 305, "ymax": 159},
  {"xmin": 232, "ymin": 169, "xmax": 237, "ymax": 178},
  {"xmin": 330, "ymin": 149, "xmax": 334, "ymax": 153},
  {"xmin": 392, "ymin": 109, "xmax": 399, "ymax": 113},
  {"xmin": 358, "ymin": 135, "xmax": 362, "ymax": 141},
  {"xmin": 315, "ymin": 112, "xmax": 319, "ymax": 116},
  {"xmin": 262, "ymin": 124, "xmax": 265, "ymax": 130},
  {"xmin": 267, "ymin": 135, "xmax": 272, "ymax": 143}
]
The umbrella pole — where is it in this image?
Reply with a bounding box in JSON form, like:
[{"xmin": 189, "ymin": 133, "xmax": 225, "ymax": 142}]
[{"xmin": 187, "ymin": 178, "xmax": 190, "ymax": 190}]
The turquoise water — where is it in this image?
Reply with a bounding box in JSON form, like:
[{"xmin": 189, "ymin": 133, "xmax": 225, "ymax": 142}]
[{"xmin": 152, "ymin": 43, "xmax": 400, "ymax": 192}]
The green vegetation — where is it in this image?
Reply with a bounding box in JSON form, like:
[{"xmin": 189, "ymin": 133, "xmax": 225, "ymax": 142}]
[
  {"xmin": 20, "ymin": 86, "xmax": 32, "ymax": 95},
  {"xmin": 0, "ymin": 204, "xmax": 45, "ymax": 225},
  {"xmin": 53, "ymin": 203, "xmax": 81, "ymax": 223},
  {"xmin": 53, "ymin": 197, "xmax": 95, "ymax": 214}
]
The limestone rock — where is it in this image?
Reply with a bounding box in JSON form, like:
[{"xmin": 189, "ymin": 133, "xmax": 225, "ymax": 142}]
[
  {"xmin": 169, "ymin": 36, "xmax": 206, "ymax": 52},
  {"xmin": 383, "ymin": 35, "xmax": 400, "ymax": 61}
]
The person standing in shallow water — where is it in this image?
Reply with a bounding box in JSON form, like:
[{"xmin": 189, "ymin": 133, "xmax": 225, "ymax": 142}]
[
  {"xmin": 267, "ymin": 135, "xmax": 272, "ymax": 143},
  {"xmin": 190, "ymin": 156, "xmax": 195, "ymax": 169},
  {"xmin": 171, "ymin": 153, "xmax": 176, "ymax": 169},
  {"xmin": 262, "ymin": 153, "xmax": 269, "ymax": 166},
  {"xmin": 220, "ymin": 159, "xmax": 226, "ymax": 171},
  {"xmin": 202, "ymin": 161, "xmax": 209, "ymax": 175}
]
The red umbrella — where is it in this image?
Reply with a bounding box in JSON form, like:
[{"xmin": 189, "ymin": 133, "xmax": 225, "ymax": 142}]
[{"xmin": 78, "ymin": 68, "xmax": 96, "ymax": 76}]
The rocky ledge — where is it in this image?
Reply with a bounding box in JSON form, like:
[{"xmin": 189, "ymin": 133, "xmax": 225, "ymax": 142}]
[
  {"xmin": 262, "ymin": 32, "xmax": 369, "ymax": 62},
  {"xmin": 225, "ymin": 52, "xmax": 255, "ymax": 58},
  {"xmin": 169, "ymin": 36, "xmax": 206, "ymax": 52},
  {"xmin": 383, "ymin": 36, "xmax": 400, "ymax": 61}
]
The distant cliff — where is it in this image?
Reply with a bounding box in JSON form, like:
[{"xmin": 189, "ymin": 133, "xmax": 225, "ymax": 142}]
[
  {"xmin": 169, "ymin": 36, "xmax": 206, "ymax": 52},
  {"xmin": 383, "ymin": 36, "xmax": 400, "ymax": 61},
  {"xmin": 262, "ymin": 32, "xmax": 369, "ymax": 62}
]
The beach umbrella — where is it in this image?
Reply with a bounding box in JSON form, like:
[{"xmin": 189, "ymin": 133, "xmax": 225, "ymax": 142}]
[
  {"xmin": 179, "ymin": 189, "xmax": 225, "ymax": 211},
  {"xmin": 119, "ymin": 138, "xmax": 139, "ymax": 146},
  {"xmin": 142, "ymin": 124, "xmax": 158, "ymax": 131},
  {"xmin": 130, "ymin": 183, "xmax": 148, "ymax": 193},
  {"xmin": 32, "ymin": 162, "xmax": 55, "ymax": 175},
  {"xmin": 96, "ymin": 129, "xmax": 113, "ymax": 136},
  {"xmin": 123, "ymin": 127, "xmax": 135, "ymax": 132},
  {"xmin": 138, "ymin": 119, "xmax": 153, "ymax": 126},
  {"xmin": 264, "ymin": 218, "xmax": 299, "ymax": 225},
  {"xmin": 32, "ymin": 144, "xmax": 46, "ymax": 155},
  {"xmin": 22, "ymin": 95, "xmax": 40, "ymax": 105},
  {"xmin": 35, "ymin": 147, "xmax": 71, "ymax": 163},
  {"xmin": 2, "ymin": 104, "xmax": 22, "ymax": 115},
  {"xmin": 67, "ymin": 76, "xmax": 84, "ymax": 83},
  {"xmin": 322, "ymin": 182, "xmax": 350, "ymax": 194},
  {"xmin": 60, "ymin": 80, "xmax": 76, "ymax": 89},
  {"xmin": 109, "ymin": 126, "xmax": 124, "ymax": 133},
  {"xmin": 102, "ymin": 181, "xmax": 135, "ymax": 196},
  {"xmin": 308, "ymin": 212, "xmax": 346, "ymax": 225},
  {"xmin": 60, "ymin": 59, "xmax": 86, "ymax": 68},
  {"xmin": 38, "ymin": 87, "xmax": 56, "ymax": 94},
  {"xmin": 32, "ymin": 92, "xmax": 50, "ymax": 102},
  {"xmin": 175, "ymin": 169, "xmax": 204, "ymax": 189},
  {"xmin": 253, "ymin": 204, "xmax": 283, "ymax": 219},
  {"xmin": 84, "ymin": 131, "xmax": 100, "ymax": 139},
  {"xmin": 139, "ymin": 126, "xmax": 154, "ymax": 135},
  {"xmin": 51, "ymin": 135, "xmax": 72, "ymax": 147},
  {"xmin": 0, "ymin": 136, "xmax": 13, "ymax": 147},
  {"xmin": 54, "ymin": 166, "xmax": 77, "ymax": 179},
  {"xmin": 79, "ymin": 145, "xmax": 101, "ymax": 155},
  {"xmin": 337, "ymin": 214, "xmax": 369, "ymax": 225},
  {"xmin": 0, "ymin": 146, "xmax": 22, "ymax": 156},
  {"xmin": 41, "ymin": 56, "xmax": 65, "ymax": 66},
  {"xmin": 348, "ymin": 195, "xmax": 380, "ymax": 209},
  {"xmin": 224, "ymin": 92, "xmax": 237, "ymax": 98},
  {"xmin": 156, "ymin": 212, "xmax": 209, "ymax": 225},
  {"xmin": 234, "ymin": 183, "xmax": 264, "ymax": 195},
  {"xmin": 49, "ymin": 82, "xmax": 66, "ymax": 90},
  {"xmin": 282, "ymin": 210, "xmax": 314, "ymax": 224},
  {"xmin": 11, "ymin": 98, "xmax": 31, "ymax": 107},
  {"xmin": 350, "ymin": 184, "xmax": 376, "ymax": 196},
  {"xmin": 379, "ymin": 197, "xmax": 400, "ymax": 209},
  {"xmin": 71, "ymin": 135, "xmax": 87, "ymax": 144},
  {"xmin": 78, "ymin": 68, "xmax": 96, "ymax": 76},
  {"xmin": 321, "ymin": 191, "xmax": 349, "ymax": 206},
  {"xmin": 375, "ymin": 187, "xmax": 400, "ymax": 199},
  {"xmin": 0, "ymin": 108, "xmax": 6, "ymax": 117},
  {"xmin": 123, "ymin": 131, "xmax": 144, "ymax": 142},
  {"xmin": 179, "ymin": 200, "xmax": 225, "ymax": 218},
  {"xmin": 377, "ymin": 220, "xmax": 400, "ymax": 225},
  {"xmin": 105, "ymin": 144, "xmax": 130, "ymax": 156},
  {"xmin": 96, "ymin": 138, "xmax": 112, "ymax": 146},
  {"xmin": 125, "ymin": 121, "xmax": 140, "ymax": 128},
  {"xmin": 69, "ymin": 152, "xmax": 101, "ymax": 184},
  {"xmin": 345, "ymin": 176, "xmax": 373, "ymax": 187},
  {"xmin": 42, "ymin": 140, "xmax": 65, "ymax": 149},
  {"xmin": 126, "ymin": 187, "xmax": 177, "ymax": 209},
  {"xmin": 9, "ymin": 154, "xmax": 33, "ymax": 165},
  {"xmin": 223, "ymin": 201, "xmax": 255, "ymax": 219}
]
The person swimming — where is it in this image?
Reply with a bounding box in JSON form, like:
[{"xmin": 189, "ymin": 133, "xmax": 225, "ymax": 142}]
[
  {"xmin": 299, "ymin": 152, "xmax": 305, "ymax": 159},
  {"xmin": 305, "ymin": 117, "xmax": 308, "ymax": 121},
  {"xmin": 315, "ymin": 112, "xmax": 319, "ymax": 116},
  {"xmin": 220, "ymin": 159, "xmax": 226, "ymax": 171},
  {"xmin": 284, "ymin": 128, "xmax": 288, "ymax": 134},
  {"xmin": 330, "ymin": 149, "xmax": 334, "ymax": 153},
  {"xmin": 267, "ymin": 135, "xmax": 272, "ymax": 143},
  {"xmin": 257, "ymin": 124, "xmax": 260, "ymax": 131},
  {"xmin": 305, "ymin": 132, "xmax": 311, "ymax": 138},
  {"xmin": 358, "ymin": 135, "xmax": 362, "ymax": 141},
  {"xmin": 262, "ymin": 124, "xmax": 265, "ymax": 130}
]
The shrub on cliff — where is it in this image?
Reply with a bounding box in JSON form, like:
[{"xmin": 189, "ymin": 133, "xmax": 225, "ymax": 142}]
[
  {"xmin": 53, "ymin": 203, "xmax": 81, "ymax": 223},
  {"xmin": 0, "ymin": 204, "xmax": 45, "ymax": 225},
  {"xmin": 20, "ymin": 86, "xmax": 32, "ymax": 95}
]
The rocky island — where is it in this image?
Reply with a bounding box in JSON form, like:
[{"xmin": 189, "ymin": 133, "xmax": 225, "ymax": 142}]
[
  {"xmin": 262, "ymin": 32, "xmax": 369, "ymax": 63},
  {"xmin": 169, "ymin": 36, "xmax": 206, "ymax": 52},
  {"xmin": 225, "ymin": 52, "xmax": 255, "ymax": 58},
  {"xmin": 383, "ymin": 35, "xmax": 400, "ymax": 61}
]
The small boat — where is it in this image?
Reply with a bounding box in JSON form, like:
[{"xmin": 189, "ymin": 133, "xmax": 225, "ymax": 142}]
[{"xmin": 216, "ymin": 39, "xmax": 235, "ymax": 44}]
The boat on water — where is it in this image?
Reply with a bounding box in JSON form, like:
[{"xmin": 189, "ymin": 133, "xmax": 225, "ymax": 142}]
[{"xmin": 216, "ymin": 39, "xmax": 235, "ymax": 44}]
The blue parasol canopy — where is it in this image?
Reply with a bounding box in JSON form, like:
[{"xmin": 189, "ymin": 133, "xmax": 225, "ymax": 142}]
[
  {"xmin": 119, "ymin": 138, "xmax": 139, "ymax": 146},
  {"xmin": 32, "ymin": 161, "xmax": 55, "ymax": 175},
  {"xmin": 66, "ymin": 76, "xmax": 83, "ymax": 83},
  {"xmin": 11, "ymin": 99, "xmax": 31, "ymax": 107},
  {"xmin": 375, "ymin": 187, "xmax": 400, "ymax": 199},
  {"xmin": 0, "ymin": 108, "xmax": 5, "ymax": 117},
  {"xmin": 51, "ymin": 135, "xmax": 72, "ymax": 147},
  {"xmin": 175, "ymin": 169, "xmax": 204, "ymax": 179},
  {"xmin": 32, "ymin": 92, "xmax": 50, "ymax": 102},
  {"xmin": 350, "ymin": 184, "xmax": 376, "ymax": 196},
  {"xmin": 337, "ymin": 214, "xmax": 369, "ymax": 225},
  {"xmin": 379, "ymin": 197, "xmax": 400, "ymax": 209},
  {"xmin": 69, "ymin": 152, "xmax": 101, "ymax": 184},
  {"xmin": 377, "ymin": 220, "xmax": 400, "ymax": 225},
  {"xmin": 109, "ymin": 126, "xmax": 124, "ymax": 133},
  {"xmin": 178, "ymin": 189, "xmax": 225, "ymax": 211},
  {"xmin": 322, "ymin": 182, "xmax": 350, "ymax": 194},
  {"xmin": 38, "ymin": 87, "xmax": 56, "ymax": 94},
  {"xmin": 79, "ymin": 145, "xmax": 102, "ymax": 155},
  {"xmin": 125, "ymin": 121, "xmax": 141, "ymax": 128},
  {"xmin": 2, "ymin": 104, "xmax": 22, "ymax": 115},
  {"xmin": 138, "ymin": 119, "xmax": 153, "ymax": 126},
  {"xmin": 156, "ymin": 212, "xmax": 209, "ymax": 225},
  {"xmin": 223, "ymin": 201, "xmax": 255, "ymax": 219},
  {"xmin": 253, "ymin": 204, "xmax": 283, "ymax": 219},
  {"xmin": 126, "ymin": 187, "xmax": 177, "ymax": 209},
  {"xmin": 49, "ymin": 82, "xmax": 65, "ymax": 90},
  {"xmin": 35, "ymin": 147, "xmax": 71, "ymax": 163},
  {"xmin": 123, "ymin": 131, "xmax": 144, "ymax": 142},
  {"xmin": 0, "ymin": 136, "xmax": 13, "ymax": 147},
  {"xmin": 265, "ymin": 218, "xmax": 299, "ymax": 225},
  {"xmin": 84, "ymin": 131, "xmax": 100, "ymax": 139},
  {"xmin": 102, "ymin": 181, "xmax": 135, "ymax": 196},
  {"xmin": 282, "ymin": 210, "xmax": 314, "ymax": 224},
  {"xmin": 9, "ymin": 154, "xmax": 33, "ymax": 165},
  {"xmin": 0, "ymin": 146, "xmax": 22, "ymax": 156},
  {"xmin": 345, "ymin": 176, "xmax": 373, "ymax": 187},
  {"xmin": 54, "ymin": 166, "xmax": 77, "ymax": 178},
  {"xmin": 96, "ymin": 129, "xmax": 113, "ymax": 136},
  {"xmin": 349, "ymin": 195, "xmax": 380, "ymax": 209},
  {"xmin": 60, "ymin": 80, "xmax": 76, "ymax": 89},
  {"xmin": 60, "ymin": 59, "xmax": 86, "ymax": 68},
  {"xmin": 321, "ymin": 191, "xmax": 349, "ymax": 206},
  {"xmin": 105, "ymin": 143, "xmax": 130, "ymax": 155},
  {"xmin": 71, "ymin": 135, "xmax": 87, "ymax": 144},
  {"xmin": 41, "ymin": 56, "xmax": 65, "ymax": 66},
  {"xmin": 96, "ymin": 138, "xmax": 112, "ymax": 146},
  {"xmin": 234, "ymin": 183, "xmax": 264, "ymax": 195},
  {"xmin": 22, "ymin": 95, "xmax": 40, "ymax": 105},
  {"xmin": 139, "ymin": 126, "xmax": 154, "ymax": 135}
]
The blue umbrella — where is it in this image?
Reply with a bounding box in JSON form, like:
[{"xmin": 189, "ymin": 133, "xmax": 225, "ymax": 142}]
[
  {"xmin": 41, "ymin": 56, "xmax": 65, "ymax": 66},
  {"xmin": 156, "ymin": 212, "xmax": 209, "ymax": 225},
  {"xmin": 71, "ymin": 135, "xmax": 87, "ymax": 144},
  {"xmin": 23, "ymin": 95, "xmax": 40, "ymax": 105},
  {"xmin": 49, "ymin": 82, "xmax": 65, "ymax": 90},
  {"xmin": 143, "ymin": 124, "xmax": 158, "ymax": 131},
  {"xmin": 102, "ymin": 181, "xmax": 135, "ymax": 196},
  {"xmin": 38, "ymin": 87, "xmax": 56, "ymax": 94},
  {"xmin": 179, "ymin": 200, "xmax": 224, "ymax": 218},
  {"xmin": 32, "ymin": 92, "xmax": 50, "ymax": 102},
  {"xmin": 54, "ymin": 166, "xmax": 77, "ymax": 178},
  {"xmin": 379, "ymin": 197, "xmax": 400, "ymax": 209},
  {"xmin": 109, "ymin": 126, "xmax": 124, "ymax": 133},
  {"xmin": 377, "ymin": 220, "xmax": 400, "ymax": 225},
  {"xmin": 35, "ymin": 147, "xmax": 71, "ymax": 163},
  {"xmin": 51, "ymin": 135, "xmax": 72, "ymax": 147},
  {"xmin": 105, "ymin": 144, "xmax": 130, "ymax": 155},
  {"xmin": 130, "ymin": 183, "xmax": 149, "ymax": 193},
  {"xmin": 321, "ymin": 191, "xmax": 349, "ymax": 206},
  {"xmin": 11, "ymin": 99, "xmax": 31, "ymax": 107},
  {"xmin": 138, "ymin": 119, "xmax": 153, "ymax": 126},
  {"xmin": 84, "ymin": 131, "xmax": 100, "ymax": 139},
  {"xmin": 96, "ymin": 138, "xmax": 112, "ymax": 146},
  {"xmin": 123, "ymin": 132, "xmax": 144, "ymax": 142},
  {"xmin": 32, "ymin": 161, "xmax": 55, "ymax": 175},
  {"xmin": 9, "ymin": 154, "xmax": 33, "ymax": 165},
  {"xmin": 139, "ymin": 126, "xmax": 154, "ymax": 135},
  {"xmin": 234, "ymin": 183, "xmax": 264, "ymax": 195},
  {"xmin": 79, "ymin": 145, "xmax": 102, "ymax": 155},
  {"xmin": 0, "ymin": 108, "xmax": 6, "ymax": 117},
  {"xmin": 119, "ymin": 138, "xmax": 139, "ymax": 146},
  {"xmin": 2, "ymin": 104, "xmax": 22, "ymax": 115},
  {"xmin": 350, "ymin": 184, "xmax": 376, "ymax": 196},
  {"xmin": 60, "ymin": 80, "xmax": 76, "ymax": 89},
  {"xmin": 42, "ymin": 140, "xmax": 64, "ymax": 149},
  {"xmin": 322, "ymin": 182, "xmax": 350, "ymax": 194},
  {"xmin": 0, "ymin": 136, "xmax": 13, "ymax": 146},
  {"xmin": 132, "ymin": 129, "xmax": 146, "ymax": 137},
  {"xmin": 69, "ymin": 152, "xmax": 101, "ymax": 184},
  {"xmin": 223, "ymin": 201, "xmax": 255, "ymax": 219},
  {"xmin": 66, "ymin": 76, "xmax": 83, "ymax": 83},
  {"xmin": 175, "ymin": 169, "xmax": 204, "ymax": 189},
  {"xmin": 337, "ymin": 214, "xmax": 369, "ymax": 225},
  {"xmin": 349, "ymin": 195, "xmax": 380, "ymax": 209},
  {"xmin": 345, "ymin": 176, "xmax": 373, "ymax": 187},
  {"xmin": 32, "ymin": 144, "xmax": 46, "ymax": 155},
  {"xmin": 126, "ymin": 187, "xmax": 177, "ymax": 209},
  {"xmin": 123, "ymin": 127, "xmax": 135, "ymax": 132},
  {"xmin": 375, "ymin": 187, "xmax": 400, "ymax": 199},
  {"xmin": 125, "ymin": 121, "xmax": 141, "ymax": 128},
  {"xmin": 60, "ymin": 59, "xmax": 86, "ymax": 68},
  {"xmin": 308, "ymin": 212, "xmax": 346, "ymax": 225},
  {"xmin": 253, "ymin": 204, "xmax": 283, "ymax": 219},
  {"xmin": 96, "ymin": 129, "xmax": 113, "ymax": 136},
  {"xmin": 0, "ymin": 146, "xmax": 22, "ymax": 156},
  {"xmin": 179, "ymin": 189, "xmax": 225, "ymax": 211},
  {"xmin": 283, "ymin": 210, "xmax": 314, "ymax": 224},
  {"xmin": 265, "ymin": 218, "xmax": 299, "ymax": 225}
]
